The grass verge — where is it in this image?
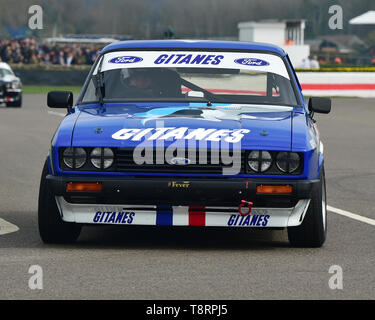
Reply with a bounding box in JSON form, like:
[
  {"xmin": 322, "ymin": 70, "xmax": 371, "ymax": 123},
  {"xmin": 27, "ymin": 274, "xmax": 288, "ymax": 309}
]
[{"xmin": 23, "ymin": 85, "xmax": 82, "ymax": 95}]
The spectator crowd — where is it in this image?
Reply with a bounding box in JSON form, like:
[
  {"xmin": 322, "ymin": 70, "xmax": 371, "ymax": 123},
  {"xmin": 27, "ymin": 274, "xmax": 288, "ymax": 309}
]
[{"xmin": 0, "ymin": 38, "xmax": 100, "ymax": 66}]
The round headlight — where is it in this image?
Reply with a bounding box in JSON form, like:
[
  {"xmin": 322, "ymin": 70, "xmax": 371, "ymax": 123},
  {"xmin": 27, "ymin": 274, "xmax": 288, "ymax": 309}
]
[
  {"xmin": 276, "ymin": 152, "xmax": 300, "ymax": 173},
  {"xmin": 63, "ymin": 147, "xmax": 87, "ymax": 169},
  {"xmin": 90, "ymin": 148, "xmax": 114, "ymax": 169},
  {"xmin": 248, "ymin": 150, "xmax": 272, "ymax": 172}
]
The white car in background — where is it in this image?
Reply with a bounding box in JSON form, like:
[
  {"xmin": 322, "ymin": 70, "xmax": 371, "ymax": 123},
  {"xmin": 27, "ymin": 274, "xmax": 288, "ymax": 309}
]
[{"xmin": 0, "ymin": 62, "xmax": 22, "ymax": 107}]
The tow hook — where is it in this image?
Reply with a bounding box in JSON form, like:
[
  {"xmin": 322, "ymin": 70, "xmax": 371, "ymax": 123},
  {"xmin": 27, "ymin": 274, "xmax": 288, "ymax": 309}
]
[{"xmin": 238, "ymin": 200, "xmax": 253, "ymax": 216}]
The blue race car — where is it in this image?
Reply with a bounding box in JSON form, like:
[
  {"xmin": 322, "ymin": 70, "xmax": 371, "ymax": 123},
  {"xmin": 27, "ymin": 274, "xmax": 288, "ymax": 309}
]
[{"xmin": 38, "ymin": 40, "xmax": 331, "ymax": 247}]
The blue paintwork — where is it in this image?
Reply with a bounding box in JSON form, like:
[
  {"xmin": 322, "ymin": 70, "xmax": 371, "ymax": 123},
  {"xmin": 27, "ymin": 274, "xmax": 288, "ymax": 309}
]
[
  {"xmin": 49, "ymin": 40, "xmax": 324, "ymax": 180},
  {"xmin": 70, "ymin": 103, "xmax": 292, "ymax": 149}
]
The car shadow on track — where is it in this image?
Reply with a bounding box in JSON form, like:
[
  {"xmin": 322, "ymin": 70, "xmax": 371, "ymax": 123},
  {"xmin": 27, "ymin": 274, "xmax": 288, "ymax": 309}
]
[{"xmin": 73, "ymin": 225, "xmax": 291, "ymax": 250}]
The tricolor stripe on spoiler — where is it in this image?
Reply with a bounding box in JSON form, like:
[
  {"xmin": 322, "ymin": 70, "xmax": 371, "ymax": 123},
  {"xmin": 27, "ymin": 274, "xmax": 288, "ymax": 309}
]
[{"xmin": 156, "ymin": 205, "xmax": 207, "ymax": 226}]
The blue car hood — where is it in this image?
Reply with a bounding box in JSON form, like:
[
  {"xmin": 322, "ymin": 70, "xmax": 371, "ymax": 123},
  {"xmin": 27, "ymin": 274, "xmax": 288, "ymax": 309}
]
[{"xmin": 71, "ymin": 103, "xmax": 293, "ymax": 151}]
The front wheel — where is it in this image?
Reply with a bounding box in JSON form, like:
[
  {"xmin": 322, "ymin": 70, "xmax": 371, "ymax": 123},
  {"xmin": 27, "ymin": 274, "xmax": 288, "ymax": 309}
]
[
  {"xmin": 287, "ymin": 167, "xmax": 327, "ymax": 247},
  {"xmin": 38, "ymin": 160, "xmax": 81, "ymax": 243}
]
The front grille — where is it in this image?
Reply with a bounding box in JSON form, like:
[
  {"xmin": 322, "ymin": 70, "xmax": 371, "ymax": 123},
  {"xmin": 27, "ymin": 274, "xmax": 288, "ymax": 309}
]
[{"xmin": 115, "ymin": 148, "xmax": 243, "ymax": 174}]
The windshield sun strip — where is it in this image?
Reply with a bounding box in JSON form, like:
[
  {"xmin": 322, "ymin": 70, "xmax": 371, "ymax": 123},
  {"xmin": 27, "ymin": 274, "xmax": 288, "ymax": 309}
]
[{"xmin": 78, "ymin": 49, "xmax": 301, "ymax": 107}]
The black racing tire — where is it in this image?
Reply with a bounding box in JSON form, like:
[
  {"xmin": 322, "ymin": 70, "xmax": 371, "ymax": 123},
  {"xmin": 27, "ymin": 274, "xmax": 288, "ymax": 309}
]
[
  {"xmin": 38, "ymin": 160, "xmax": 81, "ymax": 244},
  {"xmin": 287, "ymin": 166, "xmax": 327, "ymax": 247},
  {"xmin": 6, "ymin": 95, "xmax": 22, "ymax": 107}
]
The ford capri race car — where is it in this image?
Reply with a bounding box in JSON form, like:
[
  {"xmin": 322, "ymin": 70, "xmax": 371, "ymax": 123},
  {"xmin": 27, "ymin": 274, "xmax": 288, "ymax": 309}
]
[{"xmin": 38, "ymin": 40, "xmax": 331, "ymax": 247}]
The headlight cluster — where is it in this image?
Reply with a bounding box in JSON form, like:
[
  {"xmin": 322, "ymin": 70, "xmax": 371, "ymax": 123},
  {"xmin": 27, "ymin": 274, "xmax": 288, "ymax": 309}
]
[
  {"xmin": 6, "ymin": 81, "xmax": 21, "ymax": 90},
  {"xmin": 247, "ymin": 150, "xmax": 302, "ymax": 174},
  {"xmin": 62, "ymin": 147, "xmax": 114, "ymax": 170}
]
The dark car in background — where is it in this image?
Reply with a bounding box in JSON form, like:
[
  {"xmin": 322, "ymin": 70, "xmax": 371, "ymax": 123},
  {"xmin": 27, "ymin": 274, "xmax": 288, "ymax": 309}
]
[{"xmin": 0, "ymin": 62, "xmax": 22, "ymax": 107}]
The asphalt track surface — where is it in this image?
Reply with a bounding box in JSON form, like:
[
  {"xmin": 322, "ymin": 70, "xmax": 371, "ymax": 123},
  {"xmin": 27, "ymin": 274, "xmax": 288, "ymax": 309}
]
[{"xmin": 0, "ymin": 95, "xmax": 374, "ymax": 300}]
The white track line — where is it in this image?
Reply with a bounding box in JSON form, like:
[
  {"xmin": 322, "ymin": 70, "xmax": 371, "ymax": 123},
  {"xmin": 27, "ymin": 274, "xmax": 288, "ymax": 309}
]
[
  {"xmin": 0, "ymin": 218, "xmax": 19, "ymax": 235},
  {"xmin": 48, "ymin": 111, "xmax": 65, "ymax": 117},
  {"xmin": 328, "ymin": 205, "xmax": 375, "ymax": 226}
]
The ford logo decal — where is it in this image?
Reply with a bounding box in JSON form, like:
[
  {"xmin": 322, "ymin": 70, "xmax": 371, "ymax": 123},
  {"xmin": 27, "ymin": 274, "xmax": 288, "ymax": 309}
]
[
  {"xmin": 234, "ymin": 58, "xmax": 269, "ymax": 66},
  {"xmin": 170, "ymin": 157, "xmax": 191, "ymax": 165},
  {"xmin": 109, "ymin": 56, "xmax": 143, "ymax": 64}
]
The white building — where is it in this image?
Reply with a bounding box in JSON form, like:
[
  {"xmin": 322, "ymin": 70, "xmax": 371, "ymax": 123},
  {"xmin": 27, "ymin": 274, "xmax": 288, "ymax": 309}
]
[
  {"xmin": 238, "ymin": 20, "xmax": 310, "ymax": 67},
  {"xmin": 349, "ymin": 11, "xmax": 375, "ymax": 25}
]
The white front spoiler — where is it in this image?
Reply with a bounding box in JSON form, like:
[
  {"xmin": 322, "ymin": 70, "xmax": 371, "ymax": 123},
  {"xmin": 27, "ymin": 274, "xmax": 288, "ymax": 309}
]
[{"xmin": 55, "ymin": 197, "xmax": 310, "ymax": 228}]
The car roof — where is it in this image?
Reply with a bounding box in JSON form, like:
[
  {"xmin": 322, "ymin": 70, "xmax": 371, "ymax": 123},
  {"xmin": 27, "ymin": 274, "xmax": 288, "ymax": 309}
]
[
  {"xmin": 0, "ymin": 62, "xmax": 12, "ymax": 70},
  {"xmin": 101, "ymin": 40, "xmax": 286, "ymax": 56}
]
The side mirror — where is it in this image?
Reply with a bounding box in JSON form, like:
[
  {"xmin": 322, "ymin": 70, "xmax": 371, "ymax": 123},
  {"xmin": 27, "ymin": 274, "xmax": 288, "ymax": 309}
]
[
  {"xmin": 308, "ymin": 97, "xmax": 331, "ymax": 114},
  {"xmin": 47, "ymin": 91, "xmax": 73, "ymax": 109}
]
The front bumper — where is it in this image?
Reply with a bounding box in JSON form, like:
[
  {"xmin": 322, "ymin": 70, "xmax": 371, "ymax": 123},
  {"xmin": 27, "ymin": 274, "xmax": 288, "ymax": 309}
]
[
  {"xmin": 48, "ymin": 175, "xmax": 318, "ymax": 228},
  {"xmin": 0, "ymin": 87, "xmax": 22, "ymax": 103},
  {"xmin": 47, "ymin": 175, "xmax": 319, "ymax": 205}
]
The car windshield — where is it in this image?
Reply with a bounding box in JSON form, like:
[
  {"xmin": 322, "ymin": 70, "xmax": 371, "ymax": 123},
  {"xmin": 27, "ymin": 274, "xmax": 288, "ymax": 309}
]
[
  {"xmin": 0, "ymin": 68, "xmax": 14, "ymax": 77},
  {"xmin": 81, "ymin": 50, "xmax": 298, "ymax": 107}
]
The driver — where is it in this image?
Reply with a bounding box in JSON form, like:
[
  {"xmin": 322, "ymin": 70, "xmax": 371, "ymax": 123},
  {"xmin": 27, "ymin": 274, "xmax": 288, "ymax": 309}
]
[
  {"xmin": 129, "ymin": 71, "xmax": 153, "ymax": 89},
  {"xmin": 125, "ymin": 69, "xmax": 155, "ymax": 97}
]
